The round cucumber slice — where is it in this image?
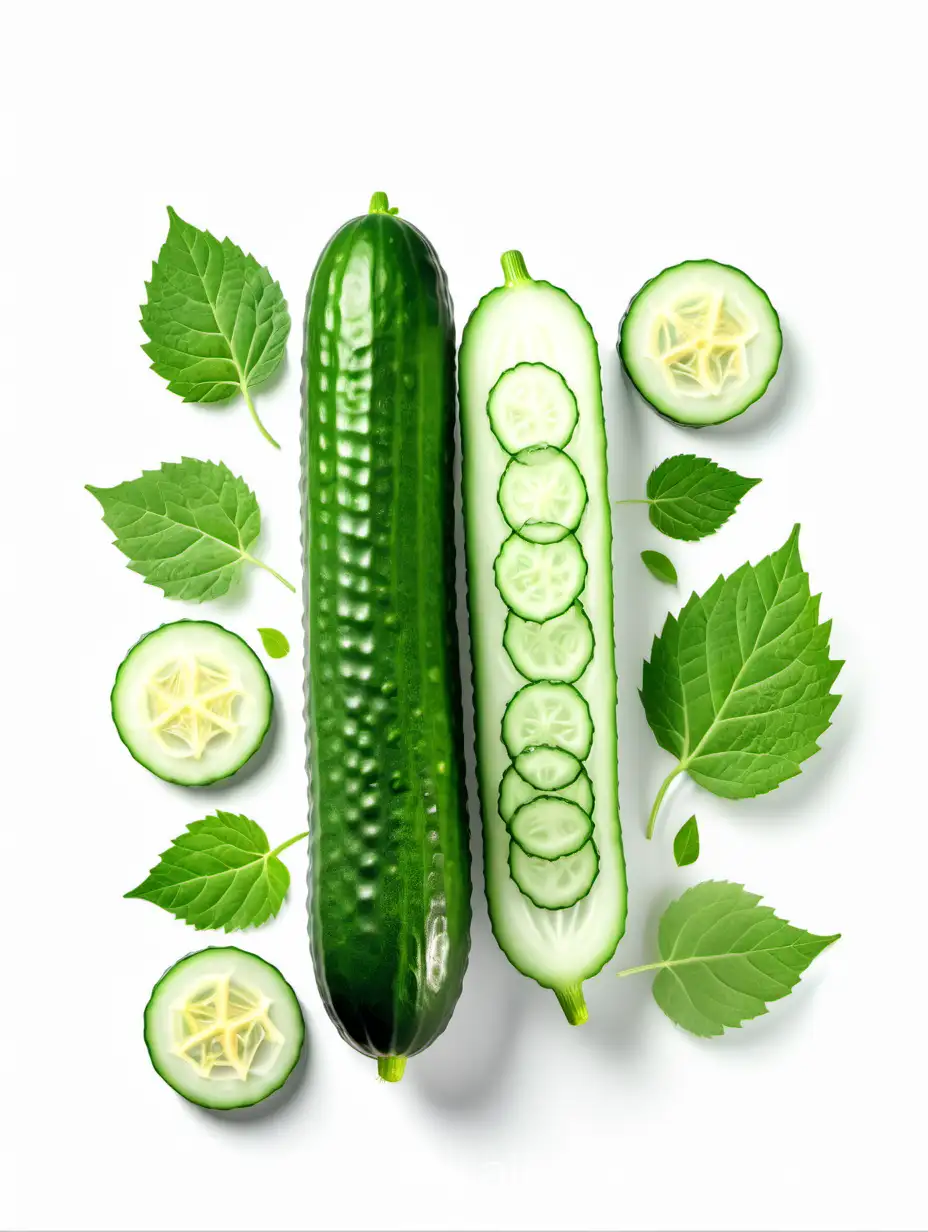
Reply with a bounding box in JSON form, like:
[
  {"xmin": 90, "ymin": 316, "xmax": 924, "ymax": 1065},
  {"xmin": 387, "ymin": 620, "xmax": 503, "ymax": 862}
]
[
  {"xmin": 494, "ymin": 533, "xmax": 587, "ymax": 623},
  {"xmin": 498, "ymin": 764, "xmax": 595, "ymax": 824},
  {"xmin": 487, "ymin": 362, "xmax": 579, "ymax": 453},
  {"xmin": 111, "ymin": 621, "xmax": 272, "ymax": 787},
  {"xmin": 502, "ymin": 681, "xmax": 593, "ymax": 762},
  {"xmin": 144, "ymin": 947, "xmax": 304, "ymax": 1109},
  {"xmin": 503, "ymin": 602, "xmax": 595, "ymax": 683},
  {"xmin": 513, "ymin": 745, "xmax": 582, "ymax": 790},
  {"xmin": 620, "ymin": 259, "xmax": 782, "ymax": 426},
  {"xmin": 509, "ymin": 839, "xmax": 599, "ymax": 910},
  {"xmin": 498, "ymin": 446, "xmax": 588, "ymax": 541},
  {"xmin": 510, "ymin": 797, "xmax": 593, "ymax": 860}
]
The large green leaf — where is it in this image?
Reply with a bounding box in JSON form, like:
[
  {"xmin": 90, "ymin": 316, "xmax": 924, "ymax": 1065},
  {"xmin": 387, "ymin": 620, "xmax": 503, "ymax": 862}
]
[
  {"xmin": 644, "ymin": 454, "xmax": 760, "ymax": 540},
  {"xmin": 617, "ymin": 880, "xmax": 840, "ymax": 1037}
]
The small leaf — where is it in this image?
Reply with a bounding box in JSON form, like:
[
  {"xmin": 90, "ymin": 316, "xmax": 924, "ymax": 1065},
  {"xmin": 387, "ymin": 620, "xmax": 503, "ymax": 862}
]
[
  {"xmin": 258, "ymin": 627, "xmax": 290, "ymax": 659},
  {"xmin": 646, "ymin": 455, "xmax": 760, "ymax": 540},
  {"xmin": 673, "ymin": 816, "xmax": 700, "ymax": 866},
  {"xmin": 641, "ymin": 549, "xmax": 678, "ymax": 584},
  {"xmin": 125, "ymin": 812, "xmax": 293, "ymax": 932},
  {"xmin": 617, "ymin": 880, "xmax": 840, "ymax": 1037}
]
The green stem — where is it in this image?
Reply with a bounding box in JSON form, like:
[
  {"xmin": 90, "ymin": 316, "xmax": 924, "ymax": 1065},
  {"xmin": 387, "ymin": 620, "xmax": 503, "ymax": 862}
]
[
  {"xmin": 501, "ymin": 249, "xmax": 532, "ymax": 286},
  {"xmin": 243, "ymin": 553, "xmax": 296, "ymax": 593},
  {"xmin": 242, "ymin": 386, "xmax": 281, "ymax": 449},
  {"xmin": 555, "ymin": 983, "xmax": 589, "ymax": 1025},
  {"xmin": 369, "ymin": 191, "xmax": 398, "ymax": 215},
  {"xmin": 615, "ymin": 961, "xmax": 666, "ymax": 979},
  {"xmin": 269, "ymin": 830, "xmax": 309, "ymax": 859},
  {"xmin": 377, "ymin": 1055, "xmax": 406, "ymax": 1082},
  {"xmin": 646, "ymin": 763, "xmax": 685, "ymax": 840},
  {"xmin": 614, "ymin": 498, "xmax": 652, "ymax": 506}
]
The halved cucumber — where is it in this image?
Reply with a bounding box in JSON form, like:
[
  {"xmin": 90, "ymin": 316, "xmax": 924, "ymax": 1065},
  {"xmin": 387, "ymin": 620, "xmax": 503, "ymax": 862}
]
[
  {"xmin": 502, "ymin": 681, "xmax": 593, "ymax": 761},
  {"xmin": 510, "ymin": 797, "xmax": 593, "ymax": 861},
  {"xmin": 494, "ymin": 533, "xmax": 587, "ymax": 623},
  {"xmin": 513, "ymin": 745, "xmax": 582, "ymax": 791},
  {"xmin": 498, "ymin": 763, "xmax": 595, "ymax": 824},
  {"xmin": 111, "ymin": 621, "xmax": 273, "ymax": 786},
  {"xmin": 144, "ymin": 946, "xmax": 304, "ymax": 1109},
  {"xmin": 498, "ymin": 446, "xmax": 588, "ymax": 541},
  {"xmin": 487, "ymin": 361, "xmax": 578, "ymax": 453},
  {"xmin": 503, "ymin": 603, "xmax": 594, "ymax": 683},
  {"xmin": 620, "ymin": 259, "xmax": 782, "ymax": 426},
  {"xmin": 509, "ymin": 839, "xmax": 599, "ymax": 910}
]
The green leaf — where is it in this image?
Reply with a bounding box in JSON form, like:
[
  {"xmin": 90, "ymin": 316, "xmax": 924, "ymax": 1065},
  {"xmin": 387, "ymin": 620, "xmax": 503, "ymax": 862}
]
[
  {"xmin": 641, "ymin": 525, "xmax": 842, "ymax": 837},
  {"xmin": 641, "ymin": 549, "xmax": 677, "ymax": 584},
  {"xmin": 141, "ymin": 207, "xmax": 290, "ymax": 447},
  {"xmin": 125, "ymin": 812, "xmax": 308, "ymax": 932},
  {"xmin": 645, "ymin": 455, "xmax": 761, "ymax": 540},
  {"xmin": 257, "ymin": 627, "xmax": 290, "ymax": 659},
  {"xmin": 616, "ymin": 881, "xmax": 840, "ymax": 1037},
  {"xmin": 86, "ymin": 457, "xmax": 294, "ymax": 600},
  {"xmin": 673, "ymin": 816, "xmax": 700, "ymax": 867}
]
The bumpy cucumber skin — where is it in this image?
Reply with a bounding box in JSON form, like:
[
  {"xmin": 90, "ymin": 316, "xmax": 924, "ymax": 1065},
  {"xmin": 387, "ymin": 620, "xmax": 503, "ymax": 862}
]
[
  {"xmin": 302, "ymin": 203, "xmax": 471, "ymax": 1065},
  {"xmin": 618, "ymin": 258, "xmax": 783, "ymax": 427},
  {"xmin": 110, "ymin": 620, "xmax": 273, "ymax": 787}
]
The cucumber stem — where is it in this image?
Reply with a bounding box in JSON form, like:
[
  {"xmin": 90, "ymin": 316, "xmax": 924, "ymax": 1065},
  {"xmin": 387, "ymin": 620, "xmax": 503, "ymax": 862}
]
[
  {"xmin": 369, "ymin": 191, "xmax": 395, "ymax": 215},
  {"xmin": 377, "ymin": 1055, "xmax": 406, "ymax": 1082},
  {"xmin": 501, "ymin": 249, "xmax": 532, "ymax": 286},
  {"xmin": 555, "ymin": 984, "xmax": 589, "ymax": 1025}
]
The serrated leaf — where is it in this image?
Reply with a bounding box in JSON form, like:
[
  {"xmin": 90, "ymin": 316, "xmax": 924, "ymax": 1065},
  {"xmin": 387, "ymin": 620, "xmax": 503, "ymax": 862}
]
[
  {"xmin": 257, "ymin": 627, "xmax": 290, "ymax": 659},
  {"xmin": 86, "ymin": 457, "xmax": 294, "ymax": 600},
  {"xmin": 140, "ymin": 207, "xmax": 289, "ymax": 447},
  {"xmin": 618, "ymin": 881, "xmax": 840, "ymax": 1037},
  {"xmin": 673, "ymin": 816, "xmax": 700, "ymax": 866},
  {"xmin": 641, "ymin": 525, "xmax": 842, "ymax": 835},
  {"xmin": 641, "ymin": 549, "xmax": 677, "ymax": 584},
  {"xmin": 125, "ymin": 812, "xmax": 295, "ymax": 932},
  {"xmin": 645, "ymin": 455, "xmax": 760, "ymax": 540}
]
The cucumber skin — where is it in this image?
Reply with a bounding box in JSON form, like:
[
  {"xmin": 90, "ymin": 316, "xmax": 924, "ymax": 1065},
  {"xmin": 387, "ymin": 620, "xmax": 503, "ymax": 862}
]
[{"xmin": 302, "ymin": 205, "xmax": 471, "ymax": 1062}]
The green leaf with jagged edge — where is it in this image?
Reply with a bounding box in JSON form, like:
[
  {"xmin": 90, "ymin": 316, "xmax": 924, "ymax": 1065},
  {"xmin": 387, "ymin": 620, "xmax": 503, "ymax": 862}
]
[
  {"xmin": 644, "ymin": 454, "xmax": 760, "ymax": 540},
  {"xmin": 641, "ymin": 549, "xmax": 678, "ymax": 584},
  {"xmin": 125, "ymin": 812, "xmax": 307, "ymax": 932},
  {"xmin": 86, "ymin": 457, "xmax": 294, "ymax": 601},
  {"xmin": 616, "ymin": 881, "xmax": 840, "ymax": 1037},
  {"xmin": 673, "ymin": 816, "xmax": 700, "ymax": 867},
  {"xmin": 257, "ymin": 627, "xmax": 290, "ymax": 659},
  {"xmin": 140, "ymin": 207, "xmax": 290, "ymax": 447},
  {"xmin": 641, "ymin": 525, "xmax": 842, "ymax": 838}
]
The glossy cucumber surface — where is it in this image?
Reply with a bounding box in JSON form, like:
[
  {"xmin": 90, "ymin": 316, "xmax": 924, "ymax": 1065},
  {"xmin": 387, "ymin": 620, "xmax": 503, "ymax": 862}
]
[{"xmin": 302, "ymin": 194, "xmax": 471, "ymax": 1075}]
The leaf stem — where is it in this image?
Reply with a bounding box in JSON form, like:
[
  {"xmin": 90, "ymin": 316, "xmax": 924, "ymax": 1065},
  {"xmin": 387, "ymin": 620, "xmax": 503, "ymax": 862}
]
[
  {"xmin": 615, "ymin": 961, "xmax": 666, "ymax": 979},
  {"xmin": 243, "ymin": 553, "xmax": 296, "ymax": 593},
  {"xmin": 646, "ymin": 764, "xmax": 685, "ymax": 840},
  {"xmin": 614, "ymin": 498, "xmax": 652, "ymax": 506},
  {"xmin": 242, "ymin": 386, "xmax": 281, "ymax": 450},
  {"xmin": 269, "ymin": 830, "xmax": 309, "ymax": 859}
]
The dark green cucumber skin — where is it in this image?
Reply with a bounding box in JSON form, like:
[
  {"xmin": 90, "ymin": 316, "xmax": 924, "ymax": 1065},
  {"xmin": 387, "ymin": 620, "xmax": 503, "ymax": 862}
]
[{"xmin": 302, "ymin": 207, "xmax": 471, "ymax": 1061}]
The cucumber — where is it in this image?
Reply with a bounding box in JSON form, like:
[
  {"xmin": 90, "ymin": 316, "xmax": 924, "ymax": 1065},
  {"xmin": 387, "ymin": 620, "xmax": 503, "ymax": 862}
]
[
  {"xmin": 513, "ymin": 745, "xmax": 582, "ymax": 791},
  {"xmin": 620, "ymin": 259, "xmax": 782, "ymax": 426},
  {"xmin": 509, "ymin": 840, "xmax": 599, "ymax": 910},
  {"xmin": 498, "ymin": 763, "xmax": 595, "ymax": 824},
  {"xmin": 494, "ymin": 532, "xmax": 587, "ymax": 622},
  {"xmin": 503, "ymin": 603, "xmax": 594, "ymax": 683},
  {"xmin": 460, "ymin": 249, "xmax": 626, "ymax": 1023},
  {"xmin": 509, "ymin": 796, "xmax": 593, "ymax": 860},
  {"xmin": 302, "ymin": 193, "xmax": 471, "ymax": 1081},
  {"xmin": 487, "ymin": 361, "xmax": 578, "ymax": 453},
  {"xmin": 111, "ymin": 621, "xmax": 272, "ymax": 786},
  {"xmin": 502, "ymin": 681, "xmax": 593, "ymax": 762},
  {"xmin": 498, "ymin": 445, "xmax": 588, "ymax": 539},
  {"xmin": 144, "ymin": 947, "xmax": 304, "ymax": 1109}
]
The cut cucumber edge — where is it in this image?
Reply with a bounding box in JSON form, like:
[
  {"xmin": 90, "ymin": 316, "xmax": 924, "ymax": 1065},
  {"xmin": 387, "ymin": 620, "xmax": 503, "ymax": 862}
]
[
  {"xmin": 509, "ymin": 796, "xmax": 594, "ymax": 860},
  {"xmin": 487, "ymin": 361, "xmax": 579, "ymax": 453},
  {"xmin": 503, "ymin": 603, "xmax": 595, "ymax": 684},
  {"xmin": 509, "ymin": 839, "xmax": 600, "ymax": 910}
]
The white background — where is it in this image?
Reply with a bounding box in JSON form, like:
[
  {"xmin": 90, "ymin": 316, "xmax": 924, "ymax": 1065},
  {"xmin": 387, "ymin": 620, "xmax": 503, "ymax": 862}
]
[{"xmin": 3, "ymin": 3, "xmax": 926, "ymax": 1229}]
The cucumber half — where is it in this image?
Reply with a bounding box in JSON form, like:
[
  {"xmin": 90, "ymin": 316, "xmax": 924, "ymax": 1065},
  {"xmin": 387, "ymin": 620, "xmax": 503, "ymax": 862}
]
[
  {"xmin": 144, "ymin": 947, "xmax": 304, "ymax": 1109},
  {"xmin": 111, "ymin": 621, "xmax": 272, "ymax": 786},
  {"xmin": 620, "ymin": 259, "xmax": 782, "ymax": 426}
]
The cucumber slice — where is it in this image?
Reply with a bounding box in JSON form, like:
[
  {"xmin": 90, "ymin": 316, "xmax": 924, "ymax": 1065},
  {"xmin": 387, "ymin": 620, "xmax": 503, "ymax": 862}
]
[
  {"xmin": 498, "ymin": 764, "xmax": 595, "ymax": 824},
  {"xmin": 509, "ymin": 839, "xmax": 599, "ymax": 910},
  {"xmin": 513, "ymin": 745, "xmax": 582, "ymax": 790},
  {"xmin": 620, "ymin": 259, "xmax": 782, "ymax": 426},
  {"xmin": 487, "ymin": 361, "xmax": 578, "ymax": 453},
  {"xmin": 494, "ymin": 533, "xmax": 587, "ymax": 623},
  {"xmin": 498, "ymin": 446, "xmax": 588, "ymax": 541},
  {"xmin": 510, "ymin": 797, "xmax": 593, "ymax": 860},
  {"xmin": 502, "ymin": 681, "xmax": 593, "ymax": 761},
  {"xmin": 503, "ymin": 603, "xmax": 594, "ymax": 683},
  {"xmin": 111, "ymin": 621, "xmax": 273, "ymax": 787},
  {"xmin": 144, "ymin": 947, "xmax": 304, "ymax": 1109}
]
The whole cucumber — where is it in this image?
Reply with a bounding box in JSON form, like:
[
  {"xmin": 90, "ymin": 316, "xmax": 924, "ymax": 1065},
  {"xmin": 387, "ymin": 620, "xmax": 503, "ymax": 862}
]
[{"xmin": 302, "ymin": 193, "xmax": 471, "ymax": 1080}]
